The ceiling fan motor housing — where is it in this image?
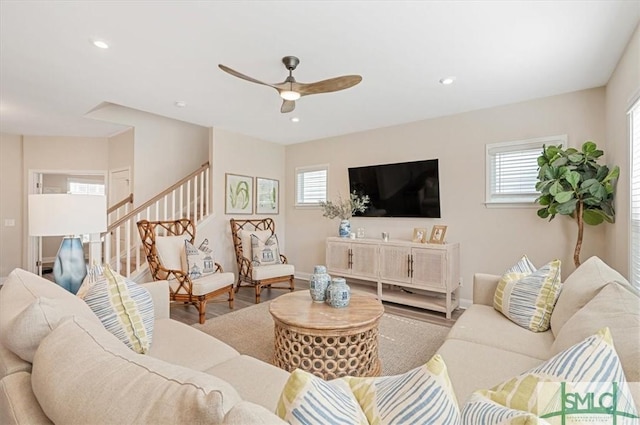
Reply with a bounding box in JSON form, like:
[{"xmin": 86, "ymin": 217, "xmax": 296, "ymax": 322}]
[{"xmin": 282, "ymin": 56, "xmax": 300, "ymax": 71}]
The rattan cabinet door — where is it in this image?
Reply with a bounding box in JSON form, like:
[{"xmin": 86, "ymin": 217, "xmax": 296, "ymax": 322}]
[
  {"xmin": 379, "ymin": 244, "xmax": 411, "ymax": 284},
  {"xmin": 350, "ymin": 243, "xmax": 379, "ymax": 279},
  {"xmin": 326, "ymin": 240, "xmax": 351, "ymax": 275},
  {"xmin": 411, "ymin": 248, "xmax": 447, "ymax": 290}
]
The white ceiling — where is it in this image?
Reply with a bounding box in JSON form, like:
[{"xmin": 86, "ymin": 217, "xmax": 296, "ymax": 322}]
[{"xmin": 1, "ymin": 1, "xmax": 638, "ymax": 145}]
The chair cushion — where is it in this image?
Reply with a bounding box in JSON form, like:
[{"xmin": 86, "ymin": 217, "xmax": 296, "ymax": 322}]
[
  {"xmin": 251, "ymin": 264, "xmax": 294, "ymax": 281},
  {"xmin": 250, "ymin": 234, "xmax": 282, "ymax": 266},
  {"xmin": 494, "ymin": 258, "xmax": 562, "ymax": 332},
  {"xmin": 82, "ymin": 265, "xmax": 154, "ymax": 354},
  {"xmin": 155, "ymin": 235, "xmax": 189, "ymax": 271},
  {"xmin": 550, "ymin": 256, "xmax": 628, "ymax": 337},
  {"xmin": 170, "ymin": 272, "xmax": 234, "ymax": 296},
  {"xmin": 31, "ymin": 316, "xmax": 241, "ymax": 424},
  {"xmin": 343, "ymin": 354, "xmax": 460, "ymax": 425},
  {"xmin": 185, "ymin": 240, "xmax": 216, "ymax": 279}
]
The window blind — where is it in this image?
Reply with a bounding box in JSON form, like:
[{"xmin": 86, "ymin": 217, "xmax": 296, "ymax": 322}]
[
  {"xmin": 630, "ymin": 101, "xmax": 640, "ymax": 286},
  {"xmin": 296, "ymin": 166, "xmax": 327, "ymax": 205}
]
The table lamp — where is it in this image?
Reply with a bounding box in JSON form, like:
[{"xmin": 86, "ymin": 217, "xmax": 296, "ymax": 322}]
[{"xmin": 28, "ymin": 194, "xmax": 107, "ymax": 294}]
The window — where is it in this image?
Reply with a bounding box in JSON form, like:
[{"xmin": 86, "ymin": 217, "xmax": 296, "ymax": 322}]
[
  {"xmin": 295, "ymin": 165, "xmax": 328, "ymax": 206},
  {"xmin": 630, "ymin": 99, "xmax": 640, "ymax": 286},
  {"xmin": 486, "ymin": 135, "xmax": 567, "ymax": 205},
  {"xmin": 68, "ymin": 178, "xmax": 105, "ymax": 196}
]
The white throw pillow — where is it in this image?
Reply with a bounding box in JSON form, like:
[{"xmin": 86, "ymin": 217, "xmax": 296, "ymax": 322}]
[{"xmin": 155, "ymin": 235, "xmax": 190, "ymax": 271}]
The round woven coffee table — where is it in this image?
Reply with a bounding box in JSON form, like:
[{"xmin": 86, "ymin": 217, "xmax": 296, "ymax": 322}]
[{"xmin": 269, "ymin": 290, "xmax": 384, "ymax": 380}]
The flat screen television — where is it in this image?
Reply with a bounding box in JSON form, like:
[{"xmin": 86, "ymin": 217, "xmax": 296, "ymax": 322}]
[{"xmin": 348, "ymin": 159, "xmax": 441, "ymax": 218}]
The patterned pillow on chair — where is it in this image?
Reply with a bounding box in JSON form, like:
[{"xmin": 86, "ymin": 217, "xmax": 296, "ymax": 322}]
[
  {"xmin": 184, "ymin": 240, "xmax": 216, "ymax": 280},
  {"xmin": 250, "ymin": 234, "xmax": 281, "ymax": 266}
]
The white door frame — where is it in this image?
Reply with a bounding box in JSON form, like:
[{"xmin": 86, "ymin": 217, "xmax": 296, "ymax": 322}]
[
  {"xmin": 26, "ymin": 169, "xmax": 107, "ymax": 274},
  {"xmin": 108, "ymin": 166, "xmax": 131, "ymax": 206}
]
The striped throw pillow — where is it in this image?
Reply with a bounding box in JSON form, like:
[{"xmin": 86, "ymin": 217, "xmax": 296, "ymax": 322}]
[
  {"xmin": 82, "ymin": 265, "xmax": 154, "ymax": 354},
  {"xmin": 474, "ymin": 328, "xmax": 638, "ymax": 420},
  {"xmin": 461, "ymin": 393, "xmax": 548, "ymax": 425},
  {"xmin": 494, "ymin": 257, "xmax": 562, "ymax": 332},
  {"xmin": 276, "ymin": 369, "xmax": 368, "ymax": 425},
  {"xmin": 343, "ymin": 354, "xmax": 460, "ymax": 425}
]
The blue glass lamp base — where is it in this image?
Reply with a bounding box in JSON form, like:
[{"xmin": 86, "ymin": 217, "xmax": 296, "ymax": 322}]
[{"xmin": 53, "ymin": 237, "xmax": 87, "ymax": 294}]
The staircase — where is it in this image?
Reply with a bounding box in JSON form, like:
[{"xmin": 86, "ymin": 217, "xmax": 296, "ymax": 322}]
[{"xmin": 100, "ymin": 162, "xmax": 211, "ymax": 280}]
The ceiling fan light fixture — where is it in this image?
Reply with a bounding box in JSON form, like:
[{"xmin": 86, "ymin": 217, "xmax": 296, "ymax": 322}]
[
  {"xmin": 280, "ymin": 90, "xmax": 301, "ymax": 101},
  {"xmin": 439, "ymin": 77, "xmax": 456, "ymax": 85}
]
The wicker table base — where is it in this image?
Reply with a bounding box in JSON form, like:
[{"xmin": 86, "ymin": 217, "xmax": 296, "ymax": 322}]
[{"xmin": 269, "ymin": 291, "xmax": 384, "ymax": 380}]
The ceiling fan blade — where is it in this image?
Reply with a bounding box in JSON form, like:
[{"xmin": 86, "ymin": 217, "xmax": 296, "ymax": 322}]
[
  {"xmin": 296, "ymin": 75, "xmax": 362, "ymax": 96},
  {"xmin": 281, "ymin": 99, "xmax": 296, "ymax": 113},
  {"xmin": 218, "ymin": 64, "xmax": 278, "ymax": 89}
]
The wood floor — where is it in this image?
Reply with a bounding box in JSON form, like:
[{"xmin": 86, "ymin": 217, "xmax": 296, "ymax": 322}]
[{"xmin": 171, "ymin": 279, "xmax": 463, "ymax": 327}]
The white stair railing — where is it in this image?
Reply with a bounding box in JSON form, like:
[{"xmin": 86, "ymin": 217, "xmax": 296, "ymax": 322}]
[{"xmin": 101, "ymin": 162, "xmax": 210, "ymax": 278}]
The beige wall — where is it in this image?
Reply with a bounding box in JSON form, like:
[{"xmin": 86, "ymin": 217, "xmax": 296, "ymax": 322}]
[
  {"xmin": 86, "ymin": 103, "xmax": 208, "ymax": 206},
  {"xmin": 285, "ymin": 88, "xmax": 607, "ymax": 303},
  {"xmin": 0, "ymin": 133, "xmax": 24, "ymax": 279},
  {"xmin": 605, "ymin": 24, "xmax": 640, "ymax": 280},
  {"xmin": 198, "ymin": 128, "xmax": 286, "ymax": 274},
  {"xmin": 108, "ymin": 128, "xmax": 134, "ymax": 171}
]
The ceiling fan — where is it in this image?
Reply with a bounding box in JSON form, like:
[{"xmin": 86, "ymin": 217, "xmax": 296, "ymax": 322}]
[{"xmin": 218, "ymin": 56, "xmax": 362, "ymax": 113}]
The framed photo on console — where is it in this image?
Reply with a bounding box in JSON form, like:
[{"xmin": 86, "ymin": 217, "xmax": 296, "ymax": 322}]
[
  {"xmin": 255, "ymin": 177, "xmax": 279, "ymax": 215},
  {"xmin": 412, "ymin": 227, "xmax": 427, "ymax": 243},
  {"xmin": 429, "ymin": 225, "xmax": 447, "ymax": 244},
  {"xmin": 225, "ymin": 173, "xmax": 253, "ymax": 215}
]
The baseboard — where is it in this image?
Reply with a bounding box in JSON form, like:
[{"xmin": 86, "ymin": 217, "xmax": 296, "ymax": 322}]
[
  {"xmin": 295, "ymin": 271, "xmax": 311, "ymax": 281},
  {"xmin": 459, "ymin": 298, "xmax": 472, "ymax": 309}
]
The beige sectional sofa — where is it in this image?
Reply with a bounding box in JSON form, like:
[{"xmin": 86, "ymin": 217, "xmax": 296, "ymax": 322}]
[{"xmin": 0, "ymin": 256, "xmax": 638, "ymax": 423}]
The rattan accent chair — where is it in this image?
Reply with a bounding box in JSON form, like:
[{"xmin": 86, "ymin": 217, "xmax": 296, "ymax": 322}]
[
  {"xmin": 137, "ymin": 218, "xmax": 234, "ymax": 324},
  {"xmin": 230, "ymin": 218, "xmax": 295, "ymax": 303}
]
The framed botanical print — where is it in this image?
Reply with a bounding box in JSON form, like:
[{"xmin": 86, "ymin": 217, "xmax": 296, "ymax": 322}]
[
  {"xmin": 225, "ymin": 173, "xmax": 253, "ymax": 215},
  {"xmin": 255, "ymin": 177, "xmax": 279, "ymax": 214}
]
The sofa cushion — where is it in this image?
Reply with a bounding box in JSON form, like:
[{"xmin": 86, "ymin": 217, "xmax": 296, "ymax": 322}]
[
  {"xmin": 3, "ymin": 297, "xmax": 100, "ymax": 363},
  {"xmin": 205, "ymin": 354, "xmax": 291, "ymax": 412},
  {"xmin": 437, "ymin": 339, "xmax": 543, "ymax": 406},
  {"xmin": 0, "ymin": 344, "xmax": 31, "ymax": 379},
  {"xmin": 32, "ymin": 316, "xmax": 241, "ymax": 424},
  {"xmin": 494, "ymin": 258, "xmax": 562, "ymax": 332},
  {"xmin": 461, "ymin": 392, "xmax": 543, "ymax": 425},
  {"xmin": 343, "ymin": 354, "xmax": 460, "ymax": 425},
  {"xmin": 550, "ymin": 256, "xmax": 628, "ymax": 337},
  {"xmin": 149, "ymin": 318, "xmax": 240, "ymax": 371},
  {"xmin": 447, "ymin": 304, "xmax": 554, "ymax": 360},
  {"xmin": 551, "ymin": 281, "xmax": 640, "ymax": 389},
  {"xmin": 482, "ymin": 328, "xmax": 637, "ymax": 419},
  {"xmin": 184, "ymin": 240, "xmax": 216, "ymax": 279},
  {"xmin": 251, "ymin": 233, "xmax": 281, "ymax": 266},
  {"xmin": 0, "ymin": 372, "xmax": 52, "ymax": 425},
  {"xmin": 276, "ymin": 368, "xmax": 368, "ymax": 425},
  {"xmin": 222, "ymin": 401, "xmax": 287, "ymax": 425},
  {"xmin": 83, "ymin": 265, "xmax": 154, "ymax": 354}
]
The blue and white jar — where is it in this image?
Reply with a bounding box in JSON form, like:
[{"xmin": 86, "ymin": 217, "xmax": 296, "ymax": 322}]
[
  {"xmin": 326, "ymin": 277, "xmax": 351, "ymax": 308},
  {"xmin": 339, "ymin": 219, "xmax": 351, "ymax": 238},
  {"xmin": 309, "ymin": 265, "xmax": 331, "ymax": 303}
]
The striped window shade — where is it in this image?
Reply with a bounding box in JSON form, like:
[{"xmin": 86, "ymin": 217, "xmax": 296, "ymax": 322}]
[
  {"xmin": 631, "ymin": 100, "xmax": 640, "ymax": 286},
  {"xmin": 295, "ymin": 165, "xmax": 328, "ymax": 206},
  {"xmin": 485, "ymin": 135, "xmax": 567, "ymax": 205}
]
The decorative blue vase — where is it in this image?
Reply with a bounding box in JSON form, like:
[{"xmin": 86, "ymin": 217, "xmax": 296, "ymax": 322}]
[
  {"xmin": 53, "ymin": 237, "xmax": 87, "ymax": 294},
  {"xmin": 309, "ymin": 265, "xmax": 331, "ymax": 303},
  {"xmin": 326, "ymin": 277, "xmax": 351, "ymax": 308},
  {"xmin": 339, "ymin": 219, "xmax": 351, "ymax": 238}
]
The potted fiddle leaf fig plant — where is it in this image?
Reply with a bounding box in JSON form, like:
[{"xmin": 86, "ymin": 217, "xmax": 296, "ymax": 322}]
[{"xmin": 535, "ymin": 141, "xmax": 619, "ymax": 267}]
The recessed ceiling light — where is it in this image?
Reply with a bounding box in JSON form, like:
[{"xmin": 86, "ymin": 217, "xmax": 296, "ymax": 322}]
[
  {"xmin": 92, "ymin": 39, "xmax": 109, "ymax": 49},
  {"xmin": 174, "ymin": 101, "xmax": 187, "ymax": 108},
  {"xmin": 290, "ymin": 117, "xmax": 300, "ymax": 123},
  {"xmin": 439, "ymin": 77, "xmax": 456, "ymax": 85}
]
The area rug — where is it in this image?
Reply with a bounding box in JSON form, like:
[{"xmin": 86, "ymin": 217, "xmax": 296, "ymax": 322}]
[{"xmin": 193, "ymin": 300, "xmax": 450, "ymax": 376}]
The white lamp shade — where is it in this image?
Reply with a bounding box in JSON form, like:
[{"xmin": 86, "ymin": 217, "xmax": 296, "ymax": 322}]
[{"xmin": 29, "ymin": 194, "xmax": 107, "ymax": 236}]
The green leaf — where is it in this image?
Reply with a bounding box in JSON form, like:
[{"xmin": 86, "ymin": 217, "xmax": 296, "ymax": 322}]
[
  {"xmin": 583, "ymin": 209, "xmax": 605, "ymax": 225},
  {"xmin": 565, "ymin": 171, "xmax": 581, "ymax": 190},
  {"xmin": 555, "ymin": 198, "xmax": 578, "ymax": 215},
  {"xmin": 581, "ymin": 178, "xmax": 598, "ymax": 189},
  {"xmin": 549, "ymin": 181, "xmax": 563, "ymax": 196},
  {"xmin": 537, "ymin": 208, "xmax": 550, "ymax": 219},
  {"xmin": 568, "ymin": 153, "xmax": 583, "ymax": 163},
  {"xmin": 565, "ymin": 148, "xmax": 578, "ymax": 155},
  {"xmin": 602, "ymin": 165, "xmax": 620, "ymax": 183},
  {"xmin": 590, "ymin": 150, "xmax": 604, "ymax": 159},
  {"xmin": 552, "ymin": 156, "xmax": 568, "ymax": 167},
  {"xmin": 536, "ymin": 194, "xmax": 552, "ymax": 206},
  {"xmin": 554, "ymin": 191, "xmax": 574, "ymax": 203},
  {"xmin": 536, "ymin": 180, "xmax": 553, "ymax": 193},
  {"xmin": 544, "ymin": 166, "xmax": 555, "ymax": 180},
  {"xmin": 588, "ymin": 182, "xmax": 607, "ymax": 200},
  {"xmin": 582, "ymin": 141, "xmax": 597, "ymax": 153},
  {"xmin": 595, "ymin": 165, "xmax": 609, "ymax": 181}
]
